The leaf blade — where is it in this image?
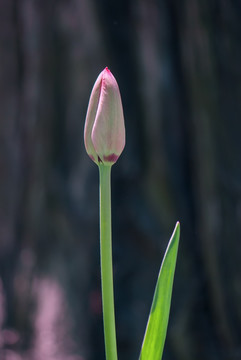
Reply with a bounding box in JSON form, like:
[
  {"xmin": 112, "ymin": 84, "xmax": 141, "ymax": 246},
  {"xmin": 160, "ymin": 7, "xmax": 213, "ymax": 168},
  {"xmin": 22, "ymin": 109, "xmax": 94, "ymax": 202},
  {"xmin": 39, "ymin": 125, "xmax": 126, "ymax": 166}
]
[{"xmin": 139, "ymin": 222, "xmax": 180, "ymax": 360}]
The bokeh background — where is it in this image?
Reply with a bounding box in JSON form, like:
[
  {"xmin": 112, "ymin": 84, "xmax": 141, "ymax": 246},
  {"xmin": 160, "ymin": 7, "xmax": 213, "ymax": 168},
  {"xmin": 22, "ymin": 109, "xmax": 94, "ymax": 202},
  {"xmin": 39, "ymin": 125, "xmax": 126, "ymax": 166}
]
[{"xmin": 0, "ymin": 0, "xmax": 241, "ymax": 359}]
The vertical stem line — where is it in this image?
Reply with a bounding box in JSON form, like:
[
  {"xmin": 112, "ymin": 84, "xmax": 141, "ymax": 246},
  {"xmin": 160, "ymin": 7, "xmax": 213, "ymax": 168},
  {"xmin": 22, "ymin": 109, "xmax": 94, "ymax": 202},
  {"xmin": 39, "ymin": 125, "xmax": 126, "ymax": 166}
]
[{"xmin": 99, "ymin": 163, "xmax": 118, "ymax": 360}]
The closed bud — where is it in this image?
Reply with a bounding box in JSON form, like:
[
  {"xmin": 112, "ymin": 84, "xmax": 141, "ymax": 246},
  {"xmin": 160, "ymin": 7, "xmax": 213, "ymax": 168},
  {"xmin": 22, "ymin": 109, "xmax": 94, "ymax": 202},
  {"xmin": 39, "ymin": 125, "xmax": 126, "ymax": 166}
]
[{"xmin": 84, "ymin": 67, "xmax": 125, "ymax": 165}]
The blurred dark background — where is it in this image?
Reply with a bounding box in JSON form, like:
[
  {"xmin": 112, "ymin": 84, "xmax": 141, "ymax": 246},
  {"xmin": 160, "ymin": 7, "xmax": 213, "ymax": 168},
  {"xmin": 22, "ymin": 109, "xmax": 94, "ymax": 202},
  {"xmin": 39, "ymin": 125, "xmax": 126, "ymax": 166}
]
[{"xmin": 0, "ymin": 0, "xmax": 241, "ymax": 359}]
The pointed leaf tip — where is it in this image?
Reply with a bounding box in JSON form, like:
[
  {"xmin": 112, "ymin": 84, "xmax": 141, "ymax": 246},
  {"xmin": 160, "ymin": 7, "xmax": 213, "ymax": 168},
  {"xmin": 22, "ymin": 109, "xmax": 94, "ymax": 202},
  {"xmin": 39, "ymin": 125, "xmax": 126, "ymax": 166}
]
[{"xmin": 139, "ymin": 222, "xmax": 180, "ymax": 360}]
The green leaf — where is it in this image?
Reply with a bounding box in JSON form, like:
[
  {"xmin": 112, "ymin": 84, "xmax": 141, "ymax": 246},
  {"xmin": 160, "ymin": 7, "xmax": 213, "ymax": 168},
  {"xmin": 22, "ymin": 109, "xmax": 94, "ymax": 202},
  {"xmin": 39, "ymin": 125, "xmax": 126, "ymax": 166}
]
[{"xmin": 139, "ymin": 222, "xmax": 180, "ymax": 360}]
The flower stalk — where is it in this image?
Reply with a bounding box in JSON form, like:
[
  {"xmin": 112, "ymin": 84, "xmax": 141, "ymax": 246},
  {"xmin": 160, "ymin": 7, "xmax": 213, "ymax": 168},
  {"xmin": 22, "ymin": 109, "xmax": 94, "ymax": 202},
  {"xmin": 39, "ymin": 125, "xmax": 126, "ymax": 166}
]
[{"xmin": 99, "ymin": 163, "xmax": 118, "ymax": 360}]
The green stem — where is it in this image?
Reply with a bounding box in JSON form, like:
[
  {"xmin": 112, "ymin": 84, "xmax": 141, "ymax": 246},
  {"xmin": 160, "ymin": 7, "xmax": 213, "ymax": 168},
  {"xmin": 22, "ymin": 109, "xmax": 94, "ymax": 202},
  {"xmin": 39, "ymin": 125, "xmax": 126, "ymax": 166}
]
[{"xmin": 99, "ymin": 163, "xmax": 118, "ymax": 360}]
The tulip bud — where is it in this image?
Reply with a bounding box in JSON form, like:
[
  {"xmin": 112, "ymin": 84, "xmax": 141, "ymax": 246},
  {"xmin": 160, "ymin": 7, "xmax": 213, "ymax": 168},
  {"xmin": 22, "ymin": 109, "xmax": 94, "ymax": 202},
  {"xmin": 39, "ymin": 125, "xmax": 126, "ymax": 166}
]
[{"xmin": 84, "ymin": 67, "xmax": 125, "ymax": 165}]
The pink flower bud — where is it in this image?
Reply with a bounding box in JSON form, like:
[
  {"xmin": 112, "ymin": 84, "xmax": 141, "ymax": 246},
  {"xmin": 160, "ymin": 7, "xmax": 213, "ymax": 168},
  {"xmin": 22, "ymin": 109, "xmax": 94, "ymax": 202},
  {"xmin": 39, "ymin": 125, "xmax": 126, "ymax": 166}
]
[{"xmin": 84, "ymin": 67, "xmax": 125, "ymax": 165}]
